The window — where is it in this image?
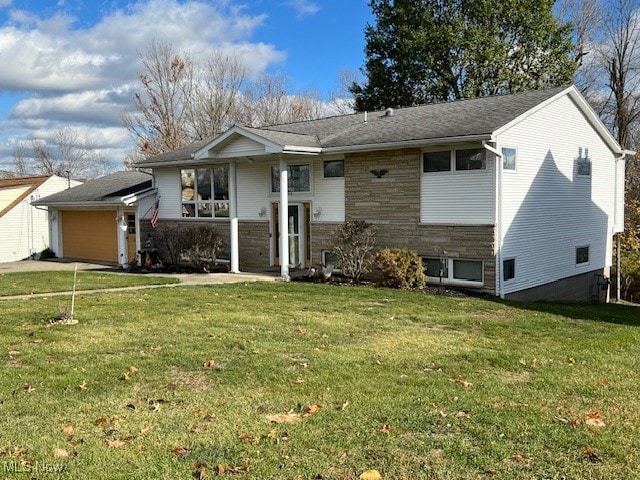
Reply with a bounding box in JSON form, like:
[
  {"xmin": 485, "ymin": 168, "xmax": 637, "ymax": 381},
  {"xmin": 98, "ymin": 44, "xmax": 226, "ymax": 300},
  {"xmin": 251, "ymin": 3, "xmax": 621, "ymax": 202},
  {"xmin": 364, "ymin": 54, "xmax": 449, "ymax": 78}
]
[
  {"xmin": 576, "ymin": 246, "xmax": 590, "ymax": 265},
  {"xmin": 453, "ymin": 259, "xmax": 483, "ymax": 282},
  {"xmin": 424, "ymin": 258, "xmax": 448, "ymax": 278},
  {"xmin": 321, "ymin": 250, "xmax": 341, "ymax": 268},
  {"xmin": 456, "ymin": 148, "xmax": 486, "ymax": 170},
  {"xmin": 577, "ymin": 157, "xmax": 591, "ymax": 176},
  {"xmin": 503, "ymin": 258, "xmax": 515, "ymax": 281},
  {"xmin": 271, "ymin": 164, "xmax": 310, "ymax": 193},
  {"xmin": 181, "ymin": 166, "xmax": 229, "ymax": 218},
  {"xmin": 323, "ymin": 160, "xmax": 344, "ymax": 178},
  {"xmin": 502, "ymin": 147, "xmax": 516, "ymax": 171},
  {"xmin": 423, "ymin": 151, "xmax": 451, "ymax": 172}
]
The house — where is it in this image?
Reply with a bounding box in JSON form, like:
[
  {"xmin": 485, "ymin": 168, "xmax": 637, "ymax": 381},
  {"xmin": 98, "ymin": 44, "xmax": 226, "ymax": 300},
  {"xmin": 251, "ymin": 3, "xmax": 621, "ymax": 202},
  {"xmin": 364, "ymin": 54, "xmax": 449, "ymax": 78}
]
[
  {"xmin": 131, "ymin": 85, "xmax": 628, "ymax": 301},
  {"xmin": 0, "ymin": 175, "xmax": 82, "ymax": 263},
  {"xmin": 32, "ymin": 171, "xmax": 154, "ymax": 266}
]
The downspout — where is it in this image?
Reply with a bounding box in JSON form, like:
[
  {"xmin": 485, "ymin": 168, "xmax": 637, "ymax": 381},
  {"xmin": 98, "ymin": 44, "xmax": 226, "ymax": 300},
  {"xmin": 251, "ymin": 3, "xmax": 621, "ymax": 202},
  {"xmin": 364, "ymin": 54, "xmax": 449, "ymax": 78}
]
[
  {"xmin": 614, "ymin": 149, "xmax": 634, "ymax": 301},
  {"xmin": 483, "ymin": 141, "xmax": 503, "ymax": 298}
]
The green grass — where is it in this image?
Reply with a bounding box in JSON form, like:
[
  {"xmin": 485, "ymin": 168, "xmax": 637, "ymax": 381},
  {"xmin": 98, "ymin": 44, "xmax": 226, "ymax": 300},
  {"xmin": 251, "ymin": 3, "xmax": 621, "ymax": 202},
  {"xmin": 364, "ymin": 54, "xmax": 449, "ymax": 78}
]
[
  {"xmin": 0, "ymin": 271, "xmax": 179, "ymax": 296},
  {"xmin": 0, "ymin": 281, "xmax": 639, "ymax": 479}
]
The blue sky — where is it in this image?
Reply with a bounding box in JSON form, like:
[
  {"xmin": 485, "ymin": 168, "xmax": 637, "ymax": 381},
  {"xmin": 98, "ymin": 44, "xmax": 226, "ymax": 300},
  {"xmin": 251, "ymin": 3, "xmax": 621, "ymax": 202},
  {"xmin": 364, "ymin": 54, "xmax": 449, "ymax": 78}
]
[{"xmin": 0, "ymin": 0, "xmax": 373, "ymax": 170}]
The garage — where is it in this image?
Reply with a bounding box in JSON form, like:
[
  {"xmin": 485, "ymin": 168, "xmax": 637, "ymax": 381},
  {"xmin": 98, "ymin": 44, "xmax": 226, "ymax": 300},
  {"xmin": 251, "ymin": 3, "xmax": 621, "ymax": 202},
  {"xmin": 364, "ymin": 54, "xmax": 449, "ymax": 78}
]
[{"xmin": 61, "ymin": 210, "xmax": 118, "ymax": 262}]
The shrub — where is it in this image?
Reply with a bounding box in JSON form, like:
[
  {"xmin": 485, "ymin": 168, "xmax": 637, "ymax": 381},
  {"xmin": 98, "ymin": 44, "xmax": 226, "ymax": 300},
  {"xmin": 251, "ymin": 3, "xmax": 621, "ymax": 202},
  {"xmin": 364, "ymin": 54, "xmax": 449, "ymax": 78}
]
[
  {"xmin": 38, "ymin": 247, "xmax": 57, "ymax": 260},
  {"xmin": 375, "ymin": 248, "xmax": 426, "ymax": 290},
  {"xmin": 156, "ymin": 225, "xmax": 225, "ymax": 271},
  {"xmin": 329, "ymin": 221, "xmax": 377, "ymax": 282}
]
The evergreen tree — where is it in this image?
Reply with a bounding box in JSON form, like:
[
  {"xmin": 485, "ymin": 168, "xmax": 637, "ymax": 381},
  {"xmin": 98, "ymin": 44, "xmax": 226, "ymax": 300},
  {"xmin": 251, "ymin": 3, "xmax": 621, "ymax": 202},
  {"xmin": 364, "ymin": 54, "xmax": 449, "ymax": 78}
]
[{"xmin": 351, "ymin": 0, "xmax": 576, "ymax": 111}]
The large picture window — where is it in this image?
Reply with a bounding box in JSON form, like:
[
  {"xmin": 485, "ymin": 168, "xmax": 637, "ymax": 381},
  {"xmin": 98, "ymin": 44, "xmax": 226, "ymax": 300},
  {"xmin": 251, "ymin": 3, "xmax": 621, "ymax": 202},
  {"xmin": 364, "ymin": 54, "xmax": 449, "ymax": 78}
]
[
  {"xmin": 271, "ymin": 164, "xmax": 310, "ymax": 193},
  {"xmin": 181, "ymin": 166, "xmax": 229, "ymax": 218},
  {"xmin": 423, "ymin": 151, "xmax": 451, "ymax": 172}
]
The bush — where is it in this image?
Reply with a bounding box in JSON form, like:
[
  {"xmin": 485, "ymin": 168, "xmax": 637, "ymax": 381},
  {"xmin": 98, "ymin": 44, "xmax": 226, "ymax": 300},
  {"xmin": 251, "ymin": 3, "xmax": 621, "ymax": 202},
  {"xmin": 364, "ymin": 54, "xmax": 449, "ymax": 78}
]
[
  {"xmin": 156, "ymin": 225, "xmax": 225, "ymax": 271},
  {"xmin": 38, "ymin": 247, "xmax": 57, "ymax": 260},
  {"xmin": 329, "ymin": 221, "xmax": 377, "ymax": 282},
  {"xmin": 375, "ymin": 248, "xmax": 426, "ymax": 290}
]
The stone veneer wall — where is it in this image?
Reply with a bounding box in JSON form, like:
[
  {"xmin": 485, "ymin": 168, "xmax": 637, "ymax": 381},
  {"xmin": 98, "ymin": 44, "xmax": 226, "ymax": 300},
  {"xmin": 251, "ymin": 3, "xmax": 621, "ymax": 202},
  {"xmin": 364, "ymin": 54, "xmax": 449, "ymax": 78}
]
[{"xmin": 344, "ymin": 149, "xmax": 496, "ymax": 293}]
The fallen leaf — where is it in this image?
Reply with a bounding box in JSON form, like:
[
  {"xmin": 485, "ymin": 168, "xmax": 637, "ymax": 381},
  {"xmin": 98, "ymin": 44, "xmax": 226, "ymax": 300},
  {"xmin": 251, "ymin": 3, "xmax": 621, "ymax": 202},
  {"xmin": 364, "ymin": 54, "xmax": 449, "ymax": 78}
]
[
  {"xmin": 33, "ymin": 339, "xmax": 44, "ymax": 345},
  {"xmin": 359, "ymin": 470, "xmax": 383, "ymax": 480},
  {"xmin": 172, "ymin": 446, "xmax": 190, "ymax": 456},
  {"xmin": 297, "ymin": 327, "xmax": 306, "ymax": 335},
  {"xmin": 193, "ymin": 463, "xmax": 207, "ymax": 479},
  {"xmin": 508, "ymin": 453, "xmax": 530, "ymax": 463},
  {"xmin": 456, "ymin": 411, "xmax": 469, "ymax": 418},
  {"xmin": 203, "ymin": 414, "xmax": 215, "ymax": 422},
  {"xmin": 54, "ymin": 448, "xmax": 69, "ymax": 458},
  {"xmin": 94, "ymin": 417, "xmax": 109, "ymax": 426},
  {"xmin": 585, "ymin": 411, "xmax": 606, "ymax": 427},
  {"xmin": 122, "ymin": 372, "xmax": 130, "ymax": 381},
  {"xmin": 106, "ymin": 439, "xmax": 125, "ymax": 448},
  {"xmin": 63, "ymin": 424, "xmax": 74, "ymax": 436},
  {"xmin": 451, "ymin": 377, "xmax": 473, "ymax": 388},
  {"xmin": 583, "ymin": 444, "xmax": 601, "ymax": 462},
  {"xmin": 140, "ymin": 425, "xmax": 152, "ymax": 435},
  {"xmin": 203, "ymin": 359, "xmax": 216, "ymax": 368},
  {"xmin": 129, "ymin": 366, "xmax": 138, "ymax": 373},
  {"xmin": 380, "ymin": 424, "xmax": 391, "ymax": 434},
  {"xmin": 187, "ymin": 423, "xmax": 201, "ymax": 433},
  {"xmin": 78, "ymin": 381, "xmax": 87, "ymax": 390},
  {"xmin": 339, "ymin": 452, "xmax": 348, "ymax": 462},
  {"xmin": 305, "ymin": 404, "xmax": 321, "ymax": 416},
  {"xmin": 294, "ymin": 378, "xmax": 305, "ymax": 384}
]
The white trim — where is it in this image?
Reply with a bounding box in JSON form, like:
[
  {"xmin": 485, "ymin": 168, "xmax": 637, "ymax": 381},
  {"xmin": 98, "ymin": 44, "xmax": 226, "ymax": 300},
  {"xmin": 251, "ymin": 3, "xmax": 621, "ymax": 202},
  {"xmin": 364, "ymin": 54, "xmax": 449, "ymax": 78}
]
[{"xmin": 121, "ymin": 187, "xmax": 157, "ymax": 206}]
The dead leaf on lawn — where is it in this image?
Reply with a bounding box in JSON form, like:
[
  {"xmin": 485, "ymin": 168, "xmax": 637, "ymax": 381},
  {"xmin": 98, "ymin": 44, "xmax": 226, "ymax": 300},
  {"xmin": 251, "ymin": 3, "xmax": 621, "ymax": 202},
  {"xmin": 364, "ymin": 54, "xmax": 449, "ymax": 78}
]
[
  {"xmin": 172, "ymin": 446, "xmax": 190, "ymax": 456},
  {"xmin": 140, "ymin": 425, "xmax": 152, "ymax": 435},
  {"xmin": 508, "ymin": 453, "xmax": 531, "ymax": 463},
  {"xmin": 129, "ymin": 366, "xmax": 138, "ymax": 373},
  {"xmin": 266, "ymin": 412, "xmax": 302, "ymax": 424},
  {"xmin": 94, "ymin": 417, "xmax": 109, "ymax": 426},
  {"xmin": 297, "ymin": 327, "xmax": 306, "ymax": 335},
  {"xmin": 451, "ymin": 377, "xmax": 473, "ymax": 388},
  {"xmin": 456, "ymin": 411, "xmax": 469, "ymax": 418},
  {"xmin": 62, "ymin": 424, "xmax": 74, "ymax": 436},
  {"xmin": 78, "ymin": 381, "xmax": 87, "ymax": 390},
  {"xmin": 203, "ymin": 359, "xmax": 216, "ymax": 368},
  {"xmin": 186, "ymin": 423, "xmax": 201, "ymax": 433},
  {"xmin": 359, "ymin": 469, "xmax": 383, "ymax": 480},
  {"xmin": 583, "ymin": 444, "xmax": 602, "ymax": 462},
  {"xmin": 33, "ymin": 339, "xmax": 44, "ymax": 345},
  {"xmin": 380, "ymin": 424, "xmax": 391, "ymax": 434},
  {"xmin": 585, "ymin": 411, "xmax": 606, "ymax": 427},
  {"xmin": 106, "ymin": 439, "xmax": 125, "ymax": 448},
  {"xmin": 54, "ymin": 448, "xmax": 69, "ymax": 458},
  {"xmin": 293, "ymin": 378, "xmax": 305, "ymax": 384},
  {"xmin": 304, "ymin": 404, "xmax": 321, "ymax": 416},
  {"xmin": 239, "ymin": 432, "xmax": 260, "ymax": 444}
]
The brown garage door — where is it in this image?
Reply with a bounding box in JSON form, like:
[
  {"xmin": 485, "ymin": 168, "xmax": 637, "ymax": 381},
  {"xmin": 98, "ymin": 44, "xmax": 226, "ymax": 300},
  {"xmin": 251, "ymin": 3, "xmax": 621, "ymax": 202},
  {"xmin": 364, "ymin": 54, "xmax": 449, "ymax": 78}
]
[{"xmin": 61, "ymin": 210, "xmax": 118, "ymax": 262}]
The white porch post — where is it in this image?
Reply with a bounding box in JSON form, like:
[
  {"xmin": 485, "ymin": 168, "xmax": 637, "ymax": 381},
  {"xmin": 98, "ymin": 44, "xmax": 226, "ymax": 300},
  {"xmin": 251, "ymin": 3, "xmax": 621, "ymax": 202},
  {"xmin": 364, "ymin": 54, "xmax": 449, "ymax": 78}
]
[
  {"xmin": 229, "ymin": 160, "xmax": 240, "ymax": 273},
  {"xmin": 279, "ymin": 156, "xmax": 290, "ymax": 280}
]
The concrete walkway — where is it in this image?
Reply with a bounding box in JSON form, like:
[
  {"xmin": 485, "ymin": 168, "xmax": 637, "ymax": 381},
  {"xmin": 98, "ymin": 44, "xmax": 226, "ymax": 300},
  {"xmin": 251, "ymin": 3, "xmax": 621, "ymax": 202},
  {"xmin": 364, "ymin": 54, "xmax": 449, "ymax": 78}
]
[{"xmin": 0, "ymin": 259, "xmax": 278, "ymax": 300}]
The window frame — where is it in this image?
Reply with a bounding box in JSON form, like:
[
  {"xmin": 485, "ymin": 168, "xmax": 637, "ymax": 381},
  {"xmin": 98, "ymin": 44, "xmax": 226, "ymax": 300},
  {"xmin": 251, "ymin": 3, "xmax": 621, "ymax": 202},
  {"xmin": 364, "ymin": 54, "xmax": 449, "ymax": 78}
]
[
  {"xmin": 455, "ymin": 148, "xmax": 486, "ymax": 171},
  {"xmin": 576, "ymin": 245, "xmax": 590, "ymax": 266},
  {"xmin": 323, "ymin": 160, "xmax": 344, "ymax": 178},
  {"xmin": 180, "ymin": 166, "xmax": 230, "ymax": 219},
  {"xmin": 423, "ymin": 257, "xmax": 484, "ymax": 287},
  {"xmin": 422, "ymin": 151, "xmax": 452, "ymax": 173},
  {"xmin": 503, "ymin": 258, "xmax": 515, "ymax": 282},
  {"xmin": 422, "ymin": 147, "xmax": 487, "ymax": 174},
  {"xmin": 271, "ymin": 163, "xmax": 311, "ymax": 194},
  {"xmin": 502, "ymin": 147, "xmax": 517, "ymax": 172}
]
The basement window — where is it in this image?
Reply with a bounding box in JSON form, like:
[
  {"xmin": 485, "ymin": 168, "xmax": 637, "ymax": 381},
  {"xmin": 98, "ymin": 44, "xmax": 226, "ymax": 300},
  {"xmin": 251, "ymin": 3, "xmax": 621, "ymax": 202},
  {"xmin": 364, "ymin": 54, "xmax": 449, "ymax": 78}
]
[
  {"xmin": 423, "ymin": 257, "xmax": 483, "ymax": 287},
  {"xmin": 576, "ymin": 245, "xmax": 590, "ymax": 265},
  {"xmin": 503, "ymin": 258, "xmax": 515, "ymax": 281}
]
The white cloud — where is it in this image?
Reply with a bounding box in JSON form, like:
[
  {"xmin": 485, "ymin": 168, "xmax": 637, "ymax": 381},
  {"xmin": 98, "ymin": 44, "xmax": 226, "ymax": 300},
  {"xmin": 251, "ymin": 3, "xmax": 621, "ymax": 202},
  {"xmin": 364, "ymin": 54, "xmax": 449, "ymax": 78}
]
[
  {"xmin": 0, "ymin": 0, "xmax": 287, "ymax": 171},
  {"xmin": 284, "ymin": 0, "xmax": 320, "ymax": 18}
]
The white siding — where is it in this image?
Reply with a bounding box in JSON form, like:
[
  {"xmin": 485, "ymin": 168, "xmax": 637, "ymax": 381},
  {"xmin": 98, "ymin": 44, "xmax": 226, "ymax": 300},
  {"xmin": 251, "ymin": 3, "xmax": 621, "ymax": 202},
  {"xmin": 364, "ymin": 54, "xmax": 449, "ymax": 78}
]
[
  {"xmin": 218, "ymin": 137, "xmax": 267, "ymax": 157},
  {"xmin": 153, "ymin": 168, "xmax": 183, "ymax": 219},
  {"xmin": 498, "ymin": 94, "xmax": 617, "ymax": 295},
  {"xmin": 312, "ymin": 159, "xmax": 345, "ymax": 222},
  {"xmin": 237, "ymin": 162, "xmax": 271, "ymax": 221},
  {"xmin": 420, "ymin": 147, "xmax": 495, "ymax": 224},
  {"xmin": 0, "ymin": 176, "xmax": 79, "ymax": 263}
]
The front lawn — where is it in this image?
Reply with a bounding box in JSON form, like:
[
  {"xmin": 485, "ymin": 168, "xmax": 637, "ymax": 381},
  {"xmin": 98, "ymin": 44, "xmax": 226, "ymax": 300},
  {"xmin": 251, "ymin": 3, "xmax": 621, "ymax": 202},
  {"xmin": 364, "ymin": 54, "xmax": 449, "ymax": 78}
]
[
  {"xmin": 0, "ymin": 282, "xmax": 638, "ymax": 479},
  {"xmin": 0, "ymin": 271, "xmax": 179, "ymax": 296}
]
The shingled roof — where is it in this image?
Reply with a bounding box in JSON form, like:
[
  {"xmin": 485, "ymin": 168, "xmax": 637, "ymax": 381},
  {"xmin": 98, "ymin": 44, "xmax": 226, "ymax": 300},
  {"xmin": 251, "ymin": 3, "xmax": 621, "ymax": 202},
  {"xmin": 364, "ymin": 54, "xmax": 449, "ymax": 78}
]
[
  {"xmin": 33, "ymin": 171, "xmax": 152, "ymax": 206},
  {"xmin": 135, "ymin": 86, "xmax": 583, "ymax": 167}
]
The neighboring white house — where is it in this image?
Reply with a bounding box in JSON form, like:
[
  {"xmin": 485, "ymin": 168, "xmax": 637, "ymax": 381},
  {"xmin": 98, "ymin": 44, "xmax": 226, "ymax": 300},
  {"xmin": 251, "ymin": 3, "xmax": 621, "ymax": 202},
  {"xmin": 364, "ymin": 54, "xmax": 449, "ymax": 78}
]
[
  {"xmin": 0, "ymin": 175, "xmax": 82, "ymax": 263},
  {"xmin": 131, "ymin": 85, "xmax": 629, "ymax": 301}
]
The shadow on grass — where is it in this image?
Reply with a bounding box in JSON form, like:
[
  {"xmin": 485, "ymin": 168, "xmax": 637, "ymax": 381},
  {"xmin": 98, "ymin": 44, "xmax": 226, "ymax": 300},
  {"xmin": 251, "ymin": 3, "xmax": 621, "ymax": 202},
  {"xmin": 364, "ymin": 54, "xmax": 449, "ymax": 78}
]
[{"xmin": 482, "ymin": 294, "xmax": 640, "ymax": 327}]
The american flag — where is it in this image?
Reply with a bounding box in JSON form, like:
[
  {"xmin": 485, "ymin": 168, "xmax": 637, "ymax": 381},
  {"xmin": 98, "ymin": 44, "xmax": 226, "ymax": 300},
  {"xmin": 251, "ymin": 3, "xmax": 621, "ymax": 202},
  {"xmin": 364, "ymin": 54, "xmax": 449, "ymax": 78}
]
[{"xmin": 150, "ymin": 199, "xmax": 159, "ymax": 228}]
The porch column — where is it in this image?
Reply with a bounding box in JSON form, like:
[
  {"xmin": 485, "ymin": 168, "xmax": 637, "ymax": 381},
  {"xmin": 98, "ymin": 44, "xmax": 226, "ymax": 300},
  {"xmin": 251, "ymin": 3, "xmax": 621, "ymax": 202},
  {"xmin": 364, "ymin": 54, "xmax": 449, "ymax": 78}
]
[
  {"xmin": 279, "ymin": 156, "xmax": 290, "ymax": 280},
  {"xmin": 229, "ymin": 160, "xmax": 240, "ymax": 273}
]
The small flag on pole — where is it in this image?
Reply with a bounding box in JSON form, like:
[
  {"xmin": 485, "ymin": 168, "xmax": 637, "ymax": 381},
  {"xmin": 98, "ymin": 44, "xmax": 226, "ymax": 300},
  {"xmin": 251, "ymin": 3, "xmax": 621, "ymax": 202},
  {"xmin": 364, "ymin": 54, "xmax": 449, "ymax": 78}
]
[{"xmin": 150, "ymin": 199, "xmax": 159, "ymax": 229}]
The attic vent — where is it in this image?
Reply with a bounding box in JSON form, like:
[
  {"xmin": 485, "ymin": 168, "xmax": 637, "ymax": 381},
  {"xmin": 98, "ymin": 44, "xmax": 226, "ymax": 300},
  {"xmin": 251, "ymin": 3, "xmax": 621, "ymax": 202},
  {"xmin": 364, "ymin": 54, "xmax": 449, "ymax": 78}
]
[{"xmin": 384, "ymin": 107, "xmax": 394, "ymax": 117}]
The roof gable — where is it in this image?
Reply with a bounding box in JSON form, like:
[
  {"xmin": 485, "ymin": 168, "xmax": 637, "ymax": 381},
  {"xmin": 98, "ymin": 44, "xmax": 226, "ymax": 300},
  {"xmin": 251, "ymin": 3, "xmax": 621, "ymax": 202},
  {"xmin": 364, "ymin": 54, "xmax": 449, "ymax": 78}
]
[{"xmin": 0, "ymin": 175, "xmax": 50, "ymax": 219}]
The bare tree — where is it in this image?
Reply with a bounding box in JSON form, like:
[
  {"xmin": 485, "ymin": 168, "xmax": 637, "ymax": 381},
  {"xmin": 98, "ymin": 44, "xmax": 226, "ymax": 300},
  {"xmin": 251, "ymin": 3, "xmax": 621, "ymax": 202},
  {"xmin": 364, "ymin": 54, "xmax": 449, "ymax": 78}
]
[
  {"xmin": 10, "ymin": 127, "xmax": 109, "ymax": 179},
  {"xmin": 122, "ymin": 40, "xmax": 194, "ymax": 160}
]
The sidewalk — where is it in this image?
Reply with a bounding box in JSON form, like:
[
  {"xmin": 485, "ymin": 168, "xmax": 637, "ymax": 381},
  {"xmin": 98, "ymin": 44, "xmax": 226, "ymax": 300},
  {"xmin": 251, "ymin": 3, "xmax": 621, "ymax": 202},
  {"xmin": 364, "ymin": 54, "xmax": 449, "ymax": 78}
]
[{"xmin": 0, "ymin": 260, "xmax": 278, "ymax": 300}]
